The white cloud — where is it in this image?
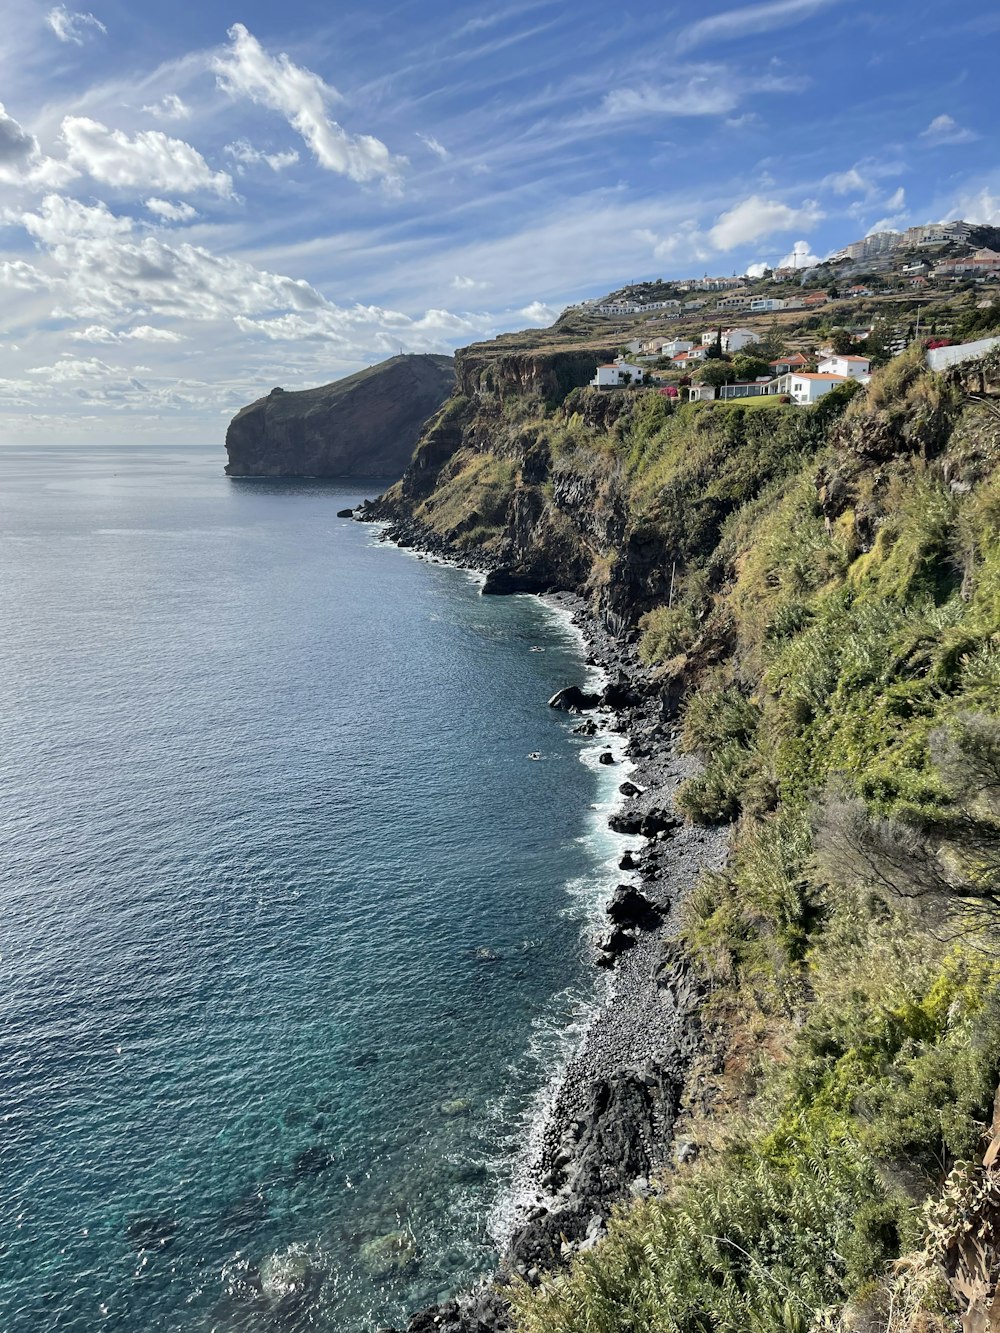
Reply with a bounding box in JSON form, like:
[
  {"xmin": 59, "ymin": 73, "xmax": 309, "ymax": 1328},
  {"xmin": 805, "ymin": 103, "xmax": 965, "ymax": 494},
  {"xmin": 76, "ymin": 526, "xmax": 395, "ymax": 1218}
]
[
  {"xmin": 602, "ymin": 82, "xmax": 737, "ymax": 119},
  {"xmin": 920, "ymin": 114, "xmax": 978, "ymax": 147},
  {"xmin": 0, "ymin": 101, "xmax": 78, "ymax": 188},
  {"xmin": 145, "ymin": 198, "xmax": 198, "ymax": 223},
  {"xmin": 944, "ymin": 187, "xmax": 1000, "ymax": 226},
  {"xmin": 778, "ymin": 239, "xmax": 820, "ymax": 268},
  {"xmin": 416, "ymin": 133, "xmax": 449, "ymax": 160},
  {"xmin": 68, "ymin": 324, "xmax": 184, "ymax": 342},
  {"xmin": 518, "ymin": 300, "xmax": 555, "ymax": 325},
  {"xmin": 45, "ymin": 5, "xmax": 106, "ymax": 44},
  {"xmin": 0, "ymin": 260, "xmax": 47, "ymax": 289},
  {"xmin": 677, "ymin": 0, "xmax": 834, "ymax": 53},
  {"xmin": 708, "ymin": 196, "xmax": 823, "ymax": 249},
  {"xmin": 451, "ymin": 275, "xmax": 488, "ymax": 290},
  {"xmin": 60, "ymin": 117, "xmax": 233, "ymax": 196},
  {"xmin": 213, "ymin": 24, "xmax": 404, "ymax": 186},
  {"xmin": 224, "ymin": 139, "xmax": 300, "ymax": 172},
  {"xmin": 596, "ymin": 67, "xmax": 805, "ymax": 123},
  {"xmin": 15, "ymin": 194, "xmax": 328, "ymax": 323},
  {"xmin": 141, "ymin": 94, "xmax": 191, "ymax": 122},
  {"xmin": 27, "ymin": 355, "xmax": 115, "ymax": 381},
  {"xmin": 233, "ymin": 303, "xmax": 494, "ymax": 352},
  {"xmin": 0, "ymin": 103, "xmax": 37, "ymax": 167},
  {"xmin": 745, "ymin": 261, "xmax": 770, "ymax": 277}
]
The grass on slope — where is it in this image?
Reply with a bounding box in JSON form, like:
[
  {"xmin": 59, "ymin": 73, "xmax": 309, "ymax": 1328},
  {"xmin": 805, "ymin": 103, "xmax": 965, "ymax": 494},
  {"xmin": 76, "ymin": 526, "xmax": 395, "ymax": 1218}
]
[{"xmin": 511, "ymin": 350, "xmax": 1000, "ymax": 1333}]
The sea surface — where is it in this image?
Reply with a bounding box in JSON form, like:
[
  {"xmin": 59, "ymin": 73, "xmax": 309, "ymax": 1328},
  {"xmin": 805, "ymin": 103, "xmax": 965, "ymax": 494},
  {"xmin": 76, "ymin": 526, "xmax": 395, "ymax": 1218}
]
[{"xmin": 0, "ymin": 445, "xmax": 628, "ymax": 1333}]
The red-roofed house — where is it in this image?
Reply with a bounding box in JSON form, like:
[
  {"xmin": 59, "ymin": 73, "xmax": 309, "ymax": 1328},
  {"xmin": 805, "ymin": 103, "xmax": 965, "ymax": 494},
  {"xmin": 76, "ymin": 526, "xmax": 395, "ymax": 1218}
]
[
  {"xmin": 590, "ymin": 361, "xmax": 644, "ymax": 387},
  {"xmin": 769, "ymin": 353, "xmax": 810, "ymax": 374}
]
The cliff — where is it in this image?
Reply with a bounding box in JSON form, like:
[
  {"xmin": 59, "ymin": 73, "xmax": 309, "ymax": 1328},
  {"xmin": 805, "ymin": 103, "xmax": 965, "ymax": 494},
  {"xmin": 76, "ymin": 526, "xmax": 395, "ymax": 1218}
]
[
  {"xmin": 367, "ymin": 327, "xmax": 1000, "ymax": 1333},
  {"xmin": 224, "ymin": 353, "xmax": 455, "ymax": 478}
]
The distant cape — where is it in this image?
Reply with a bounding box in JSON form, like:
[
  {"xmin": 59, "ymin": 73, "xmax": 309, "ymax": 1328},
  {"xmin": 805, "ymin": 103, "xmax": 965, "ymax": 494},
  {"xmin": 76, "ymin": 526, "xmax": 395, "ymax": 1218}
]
[{"xmin": 224, "ymin": 353, "xmax": 455, "ymax": 479}]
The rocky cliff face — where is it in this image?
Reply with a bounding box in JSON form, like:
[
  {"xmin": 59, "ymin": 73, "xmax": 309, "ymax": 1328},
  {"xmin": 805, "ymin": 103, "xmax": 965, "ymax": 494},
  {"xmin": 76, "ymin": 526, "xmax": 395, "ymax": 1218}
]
[
  {"xmin": 366, "ymin": 342, "xmax": 668, "ymax": 631},
  {"xmin": 224, "ymin": 354, "xmax": 455, "ymax": 478}
]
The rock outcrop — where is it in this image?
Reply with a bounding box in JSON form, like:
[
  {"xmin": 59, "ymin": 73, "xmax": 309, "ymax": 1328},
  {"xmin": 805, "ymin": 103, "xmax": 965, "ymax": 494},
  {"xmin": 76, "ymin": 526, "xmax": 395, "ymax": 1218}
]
[{"xmin": 224, "ymin": 354, "xmax": 455, "ymax": 479}]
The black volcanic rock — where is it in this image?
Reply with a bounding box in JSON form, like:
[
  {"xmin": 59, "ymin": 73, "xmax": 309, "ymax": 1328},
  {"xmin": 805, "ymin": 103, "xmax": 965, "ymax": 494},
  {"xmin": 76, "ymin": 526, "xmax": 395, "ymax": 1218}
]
[
  {"xmin": 548, "ymin": 685, "xmax": 600, "ymax": 713},
  {"xmin": 224, "ymin": 354, "xmax": 455, "ymax": 479}
]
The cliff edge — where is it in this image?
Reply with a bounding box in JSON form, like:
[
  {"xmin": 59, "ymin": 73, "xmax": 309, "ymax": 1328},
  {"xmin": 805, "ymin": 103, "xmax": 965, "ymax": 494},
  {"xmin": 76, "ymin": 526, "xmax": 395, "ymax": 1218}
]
[{"xmin": 224, "ymin": 353, "xmax": 455, "ymax": 478}]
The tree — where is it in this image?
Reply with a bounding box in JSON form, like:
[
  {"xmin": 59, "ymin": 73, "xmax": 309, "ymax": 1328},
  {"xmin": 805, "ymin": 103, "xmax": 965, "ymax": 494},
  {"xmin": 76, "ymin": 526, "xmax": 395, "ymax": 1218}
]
[
  {"xmin": 815, "ymin": 713, "xmax": 1000, "ymax": 939},
  {"xmin": 704, "ymin": 328, "xmax": 725, "ymax": 360},
  {"xmin": 829, "ymin": 326, "xmax": 855, "ymax": 355},
  {"xmin": 731, "ymin": 353, "xmax": 771, "ymax": 381},
  {"xmin": 760, "ymin": 321, "xmax": 785, "ymax": 359},
  {"xmin": 864, "ymin": 317, "xmax": 895, "ymax": 366},
  {"xmin": 695, "ymin": 361, "xmax": 737, "ymax": 396}
]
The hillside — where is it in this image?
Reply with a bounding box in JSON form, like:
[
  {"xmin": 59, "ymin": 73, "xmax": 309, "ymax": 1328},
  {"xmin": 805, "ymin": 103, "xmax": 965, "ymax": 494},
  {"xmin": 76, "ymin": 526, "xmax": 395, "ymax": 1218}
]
[
  {"xmin": 224, "ymin": 353, "xmax": 455, "ymax": 478},
  {"xmin": 368, "ymin": 323, "xmax": 1000, "ymax": 1332}
]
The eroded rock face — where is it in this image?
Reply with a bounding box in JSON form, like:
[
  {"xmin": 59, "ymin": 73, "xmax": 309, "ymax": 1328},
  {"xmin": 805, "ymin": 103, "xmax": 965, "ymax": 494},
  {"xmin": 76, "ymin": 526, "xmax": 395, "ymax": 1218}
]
[{"xmin": 224, "ymin": 354, "xmax": 455, "ymax": 478}]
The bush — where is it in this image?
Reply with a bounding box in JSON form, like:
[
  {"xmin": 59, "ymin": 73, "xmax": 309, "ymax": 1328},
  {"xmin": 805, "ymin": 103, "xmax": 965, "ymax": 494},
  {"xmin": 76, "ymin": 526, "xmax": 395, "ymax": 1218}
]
[{"xmin": 638, "ymin": 604, "xmax": 696, "ymax": 664}]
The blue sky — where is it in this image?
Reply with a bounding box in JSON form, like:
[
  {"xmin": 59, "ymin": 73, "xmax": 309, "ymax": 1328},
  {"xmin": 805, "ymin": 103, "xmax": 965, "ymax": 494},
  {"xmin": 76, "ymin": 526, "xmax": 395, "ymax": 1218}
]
[{"xmin": 0, "ymin": 0, "xmax": 998, "ymax": 443}]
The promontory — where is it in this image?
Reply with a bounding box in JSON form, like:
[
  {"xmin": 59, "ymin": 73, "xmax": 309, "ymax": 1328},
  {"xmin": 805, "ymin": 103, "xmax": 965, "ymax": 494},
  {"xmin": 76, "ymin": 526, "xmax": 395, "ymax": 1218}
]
[{"xmin": 224, "ymin": 353, "xmax": 455, "ymax": 478}]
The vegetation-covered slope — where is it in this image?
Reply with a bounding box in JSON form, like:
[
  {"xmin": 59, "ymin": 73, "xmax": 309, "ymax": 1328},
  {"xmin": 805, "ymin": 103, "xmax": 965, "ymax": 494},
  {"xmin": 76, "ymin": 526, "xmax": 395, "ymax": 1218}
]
[{"xmin": 378, "ymin": 335, "xmax": 1000, "ymax": 1332}]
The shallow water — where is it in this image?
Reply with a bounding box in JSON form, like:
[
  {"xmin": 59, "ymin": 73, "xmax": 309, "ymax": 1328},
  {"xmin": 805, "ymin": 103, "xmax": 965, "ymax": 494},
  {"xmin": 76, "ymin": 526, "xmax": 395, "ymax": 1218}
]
[{"xmin": 0, "ymin": 445, "xmax": 627, "ymax": 1332}]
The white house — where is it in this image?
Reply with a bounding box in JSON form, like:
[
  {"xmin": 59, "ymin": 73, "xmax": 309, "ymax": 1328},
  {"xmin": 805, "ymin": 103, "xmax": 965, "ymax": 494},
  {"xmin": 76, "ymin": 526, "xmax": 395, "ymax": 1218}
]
[
  {"xmin": 687, "ymin": 383, "xmax": 717, "ymax": 401},
  {"xmin": 672, "ymin": 346, "xmax": 709, "ymax": 367},
  {"xmin": 590, "ymin": 361, "xmax": 645, "ymax": 388},
  {"xmin": 817, "ymin": 354, "xmax": 871, "ymax": 379},
  {"xmin": 769, "ymin": 372, "xmax": 849, "ymax": 404},
  {"xmin": 716, "ymin": 294, "xmax": 752, "ymax": 312},
  {"xmin": 722, "ymin": 328, "xmax": 757, "ymax": 353},
  {"xmin": 660, "ymin": 339, "xmax": 694, "ymax": 357},
  {"xmin": 750, "ymin": 298, "xmax": 785, "ymax": 312}
]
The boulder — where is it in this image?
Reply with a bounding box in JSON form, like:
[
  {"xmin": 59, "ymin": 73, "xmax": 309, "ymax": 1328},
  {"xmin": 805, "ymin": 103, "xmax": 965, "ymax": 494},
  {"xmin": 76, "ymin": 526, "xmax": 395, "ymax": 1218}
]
[
  {"xmin": 549, "ymin": 685, "xmax": 601, "ymax": 713},
  {"xmin": 618, "ymin": 781, "xmax": 641, "ymax": 798},
  {"xmin": 258, "ymin": 1244, "xmax": 323, "ymax": 1316},
  {"xmin": 359, "ymin": 1230, "xmax": 419, "ymax": 1279},
  {"xmin": 608, "ymin": 810, "xmax": 642, "ymax": 835},
  {"xmin": 599, "ymin": 679, "xmax": 639, "ymax": 710},
  {"xmin": 481, "ymin": 568, "xmax": 545, "ymax": 595},
  {"xmin": 598, "ymin": 752, "xmax": 615, "ymax": 766},
  {"xmin": 594, "ymin": 927, "xmax": 636, "ymax": 967},
  {"xmin": 607, "ymin": 885, "xmax": 660, "ymax": 930},
  {"xmin": 336, "ymin": 507, "xmax": 355, "ymax": 518},
  {"xmin": 640, "ymin": 809, "xmax": 682, "ymax": 838}
]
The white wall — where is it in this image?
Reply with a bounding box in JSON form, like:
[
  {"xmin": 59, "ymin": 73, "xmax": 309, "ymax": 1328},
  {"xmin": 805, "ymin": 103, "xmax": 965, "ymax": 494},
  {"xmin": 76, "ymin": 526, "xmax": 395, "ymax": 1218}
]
[{"xmin": 926, "ymin": 336, "xmax": 1000, "ymax": 371}]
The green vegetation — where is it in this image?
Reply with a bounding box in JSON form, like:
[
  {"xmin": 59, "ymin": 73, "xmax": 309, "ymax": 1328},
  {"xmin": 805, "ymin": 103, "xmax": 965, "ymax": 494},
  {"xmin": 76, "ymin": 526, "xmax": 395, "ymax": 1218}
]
[
  {"xmin": 505, "ymin": 350, "xmax": 1000, "ymax": 1331},
  {"xmin": 388, "ymin": 326, "xmax": 1000, "ymax": 1330}
]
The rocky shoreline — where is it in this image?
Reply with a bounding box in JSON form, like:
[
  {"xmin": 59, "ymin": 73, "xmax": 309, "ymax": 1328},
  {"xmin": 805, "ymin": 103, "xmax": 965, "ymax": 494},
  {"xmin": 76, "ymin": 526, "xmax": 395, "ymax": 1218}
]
[{"xmin": 359, "ymin": 511, "xmax": 729, "ymax": 1333}]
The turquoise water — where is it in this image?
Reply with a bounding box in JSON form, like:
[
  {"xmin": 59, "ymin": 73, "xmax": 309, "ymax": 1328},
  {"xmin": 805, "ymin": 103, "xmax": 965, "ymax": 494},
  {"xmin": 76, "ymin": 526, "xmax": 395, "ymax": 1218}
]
[{"xmin": 0, "ymin": 445, "xmax": 625, "ymax": 1332}]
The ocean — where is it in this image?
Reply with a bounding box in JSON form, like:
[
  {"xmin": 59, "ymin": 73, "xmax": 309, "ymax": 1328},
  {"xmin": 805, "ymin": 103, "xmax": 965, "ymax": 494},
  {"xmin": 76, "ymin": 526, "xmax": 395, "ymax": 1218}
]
[{"xmin": 0, "ymin": 444, "xmax": 627, "ymax": 1332}]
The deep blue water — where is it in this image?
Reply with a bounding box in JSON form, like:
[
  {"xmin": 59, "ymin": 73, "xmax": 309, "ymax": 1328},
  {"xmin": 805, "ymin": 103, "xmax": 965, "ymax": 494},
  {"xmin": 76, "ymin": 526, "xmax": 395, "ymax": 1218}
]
[{"xmin": 0, "ymin": 445, "xmax": 626, "ymax": 1333}]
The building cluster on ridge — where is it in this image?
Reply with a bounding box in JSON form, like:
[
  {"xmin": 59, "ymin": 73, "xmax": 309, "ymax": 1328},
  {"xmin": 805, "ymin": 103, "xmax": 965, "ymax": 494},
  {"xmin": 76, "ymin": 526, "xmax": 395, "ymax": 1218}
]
[
  {"xmin": 591, "ymin": 338, "xmax": 873, "ymax": 405},
  {"xmin": 578, "ymin": 219, "xmax": 1000, "ymax": 322},
  {"xmin": 580, "ymin": 216, "xmax": 1000, "ymax": 406}
]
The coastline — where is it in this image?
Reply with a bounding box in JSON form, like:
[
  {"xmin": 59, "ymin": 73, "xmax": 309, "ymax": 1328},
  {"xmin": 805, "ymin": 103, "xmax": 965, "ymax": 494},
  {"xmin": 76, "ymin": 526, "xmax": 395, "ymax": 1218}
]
[{"xmin": 363, "ymin": 516, "xmax": 729, "ymax": 1333}]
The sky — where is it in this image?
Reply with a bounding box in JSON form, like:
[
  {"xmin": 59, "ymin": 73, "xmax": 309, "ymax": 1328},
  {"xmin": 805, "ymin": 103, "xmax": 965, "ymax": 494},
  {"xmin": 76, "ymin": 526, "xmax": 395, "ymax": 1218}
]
[{"xmin": 0, "ymin": 0, "xmax": 998, "ymax": 444}]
